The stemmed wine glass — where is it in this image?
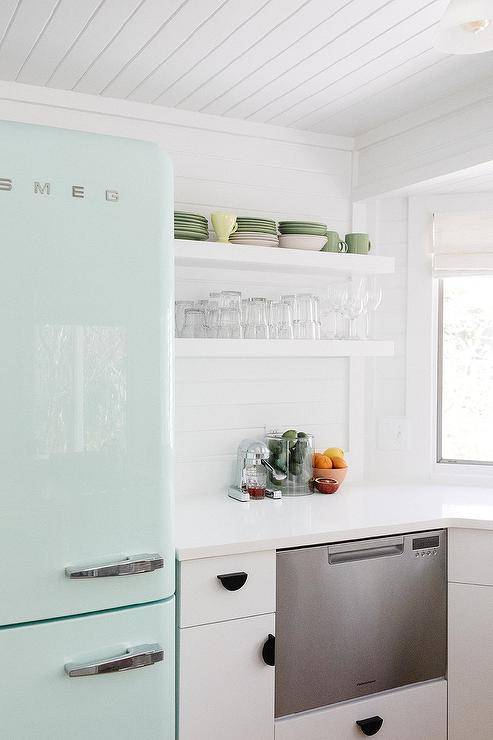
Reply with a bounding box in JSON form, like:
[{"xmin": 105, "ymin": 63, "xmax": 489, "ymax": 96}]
[
  {"xmin": 341, "ymin": 282, "xmax": 364, "ymax": 340},
  {"xmin": 364, "ymin": 277, "xmax": 383, "ymax": 339},
  {"xmin": 328, "ymin": 283, "xmax": 349, "ymax": 339}
]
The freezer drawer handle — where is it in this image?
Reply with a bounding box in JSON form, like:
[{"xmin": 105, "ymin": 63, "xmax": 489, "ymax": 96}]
[
  {"xmin": 356, "ymin": 716, "xmax": 384, "ymax": 736},
  {"xmin": 217, "ymin": 572, "xmax": 248, "ymax": 591},
  {"xmin": 65, "ymin": 553, "xmax": 164, "ymax": 579},
  {"xmin": 65, "ymin": 643, "xmax": 164, "ymax": 677},
  {"xmin": 262, "ymin": 634, "xmax": 275, "ymax": 666}
]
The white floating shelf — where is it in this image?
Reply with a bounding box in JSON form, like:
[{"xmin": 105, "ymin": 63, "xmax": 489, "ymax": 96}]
[
  {"xmin": 176, "ymin": 338, "xmax": 394, "ymax": 358},
  {"xmin": 174, "ymin": 239, "xmax": 394, "ymax": 277}
]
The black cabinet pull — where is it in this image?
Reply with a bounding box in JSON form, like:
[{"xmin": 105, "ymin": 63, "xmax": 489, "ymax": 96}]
[
  {"xmin": 262, "ymin": 634, "xmax": 275, "ymax": 666},
  {"xmin": 216, "ymin": 572, "xmax": 248, "ymax": 591},
  {"xmin": 356, "ymin": 716, "xmax": 384, "ymax": 736}
]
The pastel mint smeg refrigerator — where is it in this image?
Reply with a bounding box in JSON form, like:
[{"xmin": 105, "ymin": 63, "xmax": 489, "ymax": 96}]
[{"xmin": 0, "ymin": 120, "xmax": 174, "ymax": 739}]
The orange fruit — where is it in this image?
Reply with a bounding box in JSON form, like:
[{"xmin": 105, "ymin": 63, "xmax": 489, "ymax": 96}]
[
  {"xmin": 314, "ymin": 453, "xmax": 333, "ymax": 469},
  {"xmin": 331, "ymin": 456, "xmax": 348, "ymax": 469}
]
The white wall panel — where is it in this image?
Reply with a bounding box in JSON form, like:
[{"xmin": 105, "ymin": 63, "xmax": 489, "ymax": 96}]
[
  {"xmin": 364, "ymin": 197, "xmax": 408, "ymax": 479},
  {"xmin": 0, "ymin": 81, "xmax": 353, "ymax": 498}
]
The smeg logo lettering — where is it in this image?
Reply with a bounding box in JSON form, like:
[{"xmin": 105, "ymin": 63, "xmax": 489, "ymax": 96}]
[{"xmin": 0, "ymin": 178, "xmax": 119, "ymax": 202}]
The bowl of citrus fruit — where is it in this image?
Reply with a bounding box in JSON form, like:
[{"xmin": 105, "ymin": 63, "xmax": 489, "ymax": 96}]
[{"xmin": 313, "ymin": 447, "xmax": 348, "ymax": 488}]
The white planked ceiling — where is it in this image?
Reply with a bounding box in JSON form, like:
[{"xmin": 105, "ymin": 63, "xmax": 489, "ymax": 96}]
[{"xmin": 0, "ymin": 0, "xmax": 492, "ymax": 137}]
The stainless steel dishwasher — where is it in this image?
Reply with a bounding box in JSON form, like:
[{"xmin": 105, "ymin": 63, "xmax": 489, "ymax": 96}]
[{"xmin": 275, "ymin": 530, "xmax": 447, "ymax": 717}]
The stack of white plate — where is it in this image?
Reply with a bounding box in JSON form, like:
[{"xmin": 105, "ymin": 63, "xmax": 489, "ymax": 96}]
[{"xmin": 229, "ymin": 216, "xmax": 279, "ymax": 248}]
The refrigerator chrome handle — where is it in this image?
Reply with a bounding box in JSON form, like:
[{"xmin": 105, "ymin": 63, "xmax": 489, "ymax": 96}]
[
  {"xmin": 65, "ymin": 553, "xmax": 164, "ymax": 579},
  {"xmin": 65, "ymin": 643, "xmax": 164, "ymax": 677}
]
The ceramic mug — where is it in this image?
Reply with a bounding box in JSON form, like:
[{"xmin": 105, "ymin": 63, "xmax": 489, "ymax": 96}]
[
  {"xmin": 211, "ymin": 212, "xmax": 238, "ymax": 243},
  {"xmin": 322, "ymin": 231, "xmax": 348, "ymax": 253},
  {"xmin": 345, "ymin": 233, "xmax": 371, "ymax": 254}
]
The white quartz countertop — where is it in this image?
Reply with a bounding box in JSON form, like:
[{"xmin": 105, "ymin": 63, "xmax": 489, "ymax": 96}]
[{"xmin": 175, "ymin": 482, "xmax": 493, "ymax": 560}]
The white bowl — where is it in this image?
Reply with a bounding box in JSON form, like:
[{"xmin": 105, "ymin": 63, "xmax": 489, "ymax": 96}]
[
  {"xmin": 230, "ymin": 238, "xmax": 279, "ymax": 248},
  {"xmin": 278, "ymin": 235, "xmax": 327, "ymax": 251}
]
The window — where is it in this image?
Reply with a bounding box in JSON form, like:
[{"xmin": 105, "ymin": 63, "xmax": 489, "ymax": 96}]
[{"xmin": 438, "ymin": 276, "xmax": 493, "ymax": 464}]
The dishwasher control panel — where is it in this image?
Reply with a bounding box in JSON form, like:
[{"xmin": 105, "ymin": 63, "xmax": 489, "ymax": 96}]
[{"xmin": 413, "ymin": 534, "xmax": 440, "ymax": 557}]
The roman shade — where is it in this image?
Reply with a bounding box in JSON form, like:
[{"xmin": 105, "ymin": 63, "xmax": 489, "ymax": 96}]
[{"xmin": 433, "ymin": 211, "xmax": 493, "ymax": 274}]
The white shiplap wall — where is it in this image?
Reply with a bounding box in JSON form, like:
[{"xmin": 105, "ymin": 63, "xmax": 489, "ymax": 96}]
[
  {"xmin": 365, "ymin": 197, "xmax": 408, "ymax": 479},
  {"xmin": 0, "ymin": 82, "xmax": 354, "ymax": 496}
]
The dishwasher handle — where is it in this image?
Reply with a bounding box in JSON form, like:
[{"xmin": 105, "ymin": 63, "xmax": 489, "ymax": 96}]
[{"xmin": 328, "ymin": 536, "xmax": 404, "ymax": 564}]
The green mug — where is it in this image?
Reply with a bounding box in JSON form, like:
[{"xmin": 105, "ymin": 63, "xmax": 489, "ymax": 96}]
[
  {"xmin": 322, "ymin": 231, "xmax": 348, "ymax": 253},
  {"xmin": 345, "ymin": 233, "xmax": 371, "ymax": 254}
]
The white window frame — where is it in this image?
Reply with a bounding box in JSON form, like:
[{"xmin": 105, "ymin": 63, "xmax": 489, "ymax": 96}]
[{"xmin": 408, "ymin": 193, "xmax": 493, "ymax": 485}]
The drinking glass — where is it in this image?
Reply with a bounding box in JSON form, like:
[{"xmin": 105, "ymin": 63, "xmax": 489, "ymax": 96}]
[
  {"xmin": 293, "ymin": 294, "xmax": 317, "ymax": 339},
  {"xmin": 281, "ymin": 295, "xmax": 298, "ymax": 321},
  {"xmin": 319, "ymin": 297, "xmax": 336, "ymax": 339},
  {"xmin": 218, "ymin": 307, "xmax": 242, "ymax": 338},
  {"xmin": 341, "ymin": 288, "xmax": 364, "ymax": 340},
  {"xmin": 274, "ymin": 301, "xmax": 294, "ymax": 339},
  {"xmin": 207, "ymin": 307, "xmax": 220, "ymax": 338},
  {"xmin": 312, "ymin": 295, "xmax": 321, "ymax": 339},
  {"xmin": 181, "ymin": 308, "xmax": 207, "ymax": 338},
  {"xmin": 220, "ymin": 290, "xmax": 242, "ymax": 309},
  {"xmin": 269, "ymin": 301, "xmax": 279, "ymax": 339},
  {"xmin": 244, "ymin": 299, "xmax": 269, "ymax": 339},
  {"xmin": 175, "ymin": 300, "xmax": 194, "ymax": 336},
  {"xmin": 365, "ymin": 277, "xmax": 383, "ymax": 339}
]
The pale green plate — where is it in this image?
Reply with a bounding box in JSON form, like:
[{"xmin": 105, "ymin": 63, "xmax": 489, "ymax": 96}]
[
  {"xmin": 279, "ymin": 220, "xmax": 326, "ymax": 228},
  {"xmin": 175, "ymin": 230, "xmax": 209, "ymax": 241},
  {"xmin": 175, "ymin": 211, "xmax": 207, "ymax": 219},
  {"xmin": 279, "ymin": 227, "xmax": 327, "ymax": 235}
]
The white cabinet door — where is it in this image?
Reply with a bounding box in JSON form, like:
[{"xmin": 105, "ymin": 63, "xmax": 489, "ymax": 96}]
[
  {"xmin": 0, "ymin": 599, "xmax": 174, "ymax": 740},
  {"xmin": 179, "ymin": 613, "xmax": 275, "ymax": 740},
  {"xmin": 449, "ymin": 582, "xmax": 493, "ymax": 740}
]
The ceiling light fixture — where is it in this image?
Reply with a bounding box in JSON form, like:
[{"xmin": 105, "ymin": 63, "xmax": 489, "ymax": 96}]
[{"xmin": 435, "ymin": 0, "xmax": 493, "ymax": 53}]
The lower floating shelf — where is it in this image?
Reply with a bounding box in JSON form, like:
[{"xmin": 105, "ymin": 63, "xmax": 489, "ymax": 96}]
[{"xmin": 175, "ymin": 338, "xmax": 394, "ymax": 358}]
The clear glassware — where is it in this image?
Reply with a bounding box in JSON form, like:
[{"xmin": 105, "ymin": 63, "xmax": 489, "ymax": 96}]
[
  {"xmin": 312, "ymin": 295, "xmax": 321, "ymax": 339},
  {"xmin": 220, "ymin": 290, "xmax": 242, "ymax": 309},
  {"xmin": 329, "ymin": 283, "xmax": 349, "ymax": 339},
  {"xmin": 181, "ymin": 308, "xmax": 207, "ymax": 338},
  {"xmin": 175, "ymin": 300, "xmax": 194, "ymax": 337},
  {"xmin": 244, "ymin": 299, "xmax": 269, "ymax": 339},
  {"xmin": 294, "ymin": 294, "xmax": 317, "ymax": 339},
  {"xmin": 244, "ymin": 463, "xmax": 267, "ymax": 500},
  {"xmin": 218, "ymin": 307, "xmax": 242, "ymax": 338},
  {"xmin": 269, "ymin": 302, "xmax": 279, "ymax": 339},
  {"xmin": 365, "ymin": 277, "xmax": 383, "ymax": 339},
  {"xmin": 281, "ymin": 294, "xmax": 298, "ymax": 321},
  {"xmin": 341, "ymin": 288, "xmax": 364, "ymax": 340},
  {"xmin": 206, "ymin": 306, "xmax": 220, "ymax": 338},
  {"xmin": 265, "ymin": 430, "xmax": 314, "ymax": 496},
  {"xmin": 293, "ymin": 319, "xmax": 317, "ymax": 339},
  {"xmin": 319, "ymin": 297, "xmax": 336, "ymax": 339},
  {"xmin": 275, "ymin": 301, "xmax": 294, "ymax": 339}
]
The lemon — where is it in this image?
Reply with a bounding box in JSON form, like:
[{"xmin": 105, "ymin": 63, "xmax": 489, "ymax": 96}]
[{"xmin": 323, "ymin": 447, "xmax": 344, "ymax": 459}]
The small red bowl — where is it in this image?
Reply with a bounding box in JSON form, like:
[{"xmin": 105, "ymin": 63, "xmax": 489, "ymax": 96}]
[{"xmin": 313, "ymin": 477, "xmax": 340, "ymax": 494}]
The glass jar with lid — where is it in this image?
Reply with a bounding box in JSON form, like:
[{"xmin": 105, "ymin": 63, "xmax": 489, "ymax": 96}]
[{"xmin": 265, "ymin": 429, "xmax": 314, "ymax": 496}]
